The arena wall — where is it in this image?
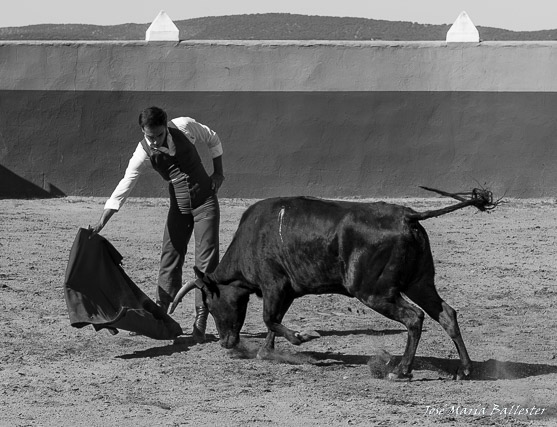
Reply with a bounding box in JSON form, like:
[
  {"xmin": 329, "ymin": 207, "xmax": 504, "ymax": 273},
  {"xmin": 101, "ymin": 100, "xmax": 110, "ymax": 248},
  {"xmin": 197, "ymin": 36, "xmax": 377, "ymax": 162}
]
[{"xmin": 1, "ymin": 40, "xmax": 557, "ymax": 199}]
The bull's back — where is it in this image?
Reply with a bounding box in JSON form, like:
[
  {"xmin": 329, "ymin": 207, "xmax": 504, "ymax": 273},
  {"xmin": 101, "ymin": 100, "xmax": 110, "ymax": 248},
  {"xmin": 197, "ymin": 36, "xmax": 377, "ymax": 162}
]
[{"xmin": 213, "ymin": 197, "xmax": 423, "ymax": 294}]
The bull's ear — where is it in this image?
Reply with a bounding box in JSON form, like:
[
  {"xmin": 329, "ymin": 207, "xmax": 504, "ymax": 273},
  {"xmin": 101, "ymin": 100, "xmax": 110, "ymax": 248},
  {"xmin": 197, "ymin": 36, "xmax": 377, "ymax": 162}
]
[
  {"xmin": 193, "ymin": 266, "xmax": 216, "ymax": 290},
  {"xmin": 194, "ymin": 278, "xmax": 208, "ymax": 291},
  {"xmin": 193, "ymin": 266, "xmax": 205, "ymax": 279}
]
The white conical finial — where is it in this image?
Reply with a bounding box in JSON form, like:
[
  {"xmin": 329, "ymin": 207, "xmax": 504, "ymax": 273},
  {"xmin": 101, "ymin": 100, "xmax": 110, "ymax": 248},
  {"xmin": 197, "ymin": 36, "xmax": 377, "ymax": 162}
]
[
  {"xmin": 446, "ymin": 11, "xmax": 480, "ymax": 42},
  {"xmin": 146, "ymin": 10, "xmax": 179, "ymax": 41}
]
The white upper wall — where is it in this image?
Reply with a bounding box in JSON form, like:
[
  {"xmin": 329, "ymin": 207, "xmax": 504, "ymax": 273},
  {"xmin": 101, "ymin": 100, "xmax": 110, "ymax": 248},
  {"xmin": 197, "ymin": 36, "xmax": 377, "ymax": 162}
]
[{"xmin": 1, "ymin": 40, "xmax": 557, "ymax": 92}]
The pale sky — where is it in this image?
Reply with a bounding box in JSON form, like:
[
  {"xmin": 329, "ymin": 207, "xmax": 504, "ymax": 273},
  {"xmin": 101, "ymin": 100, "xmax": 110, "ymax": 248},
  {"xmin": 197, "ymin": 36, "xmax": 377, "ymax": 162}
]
[{"xmin": 2, "ymin": 0, "xmax": 556, "ymax": 31}]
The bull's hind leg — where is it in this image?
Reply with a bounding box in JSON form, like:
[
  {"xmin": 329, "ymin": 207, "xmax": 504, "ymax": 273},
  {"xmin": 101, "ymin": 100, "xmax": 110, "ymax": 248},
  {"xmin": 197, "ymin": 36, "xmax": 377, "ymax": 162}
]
[
  {"xmin": 359, "ymin": 292, "xmax": 425, "ymax": 380},
  {"xmin": 404, "ymin": 280, "xmax": 472, "ymax": 380}
]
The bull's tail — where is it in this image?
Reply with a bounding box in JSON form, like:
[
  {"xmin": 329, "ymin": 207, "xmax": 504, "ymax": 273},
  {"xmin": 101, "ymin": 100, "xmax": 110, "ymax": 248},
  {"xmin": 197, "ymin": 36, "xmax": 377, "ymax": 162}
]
[{"xmin": 406, "ymin": 186, "xmax": 498, "ymax": 221}]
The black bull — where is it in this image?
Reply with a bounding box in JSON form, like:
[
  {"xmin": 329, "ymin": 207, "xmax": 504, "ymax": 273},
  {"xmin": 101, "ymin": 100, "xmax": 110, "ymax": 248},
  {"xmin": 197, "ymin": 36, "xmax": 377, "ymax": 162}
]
[{"xmin": 171, "ymin": 189, "xmax": 496, "ymax": 380}]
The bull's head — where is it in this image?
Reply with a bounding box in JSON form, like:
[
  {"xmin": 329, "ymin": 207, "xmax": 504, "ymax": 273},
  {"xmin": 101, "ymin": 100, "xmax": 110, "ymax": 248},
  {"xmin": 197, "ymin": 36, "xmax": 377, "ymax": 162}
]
[{"xmin": 169, "ymin": 269, "xmax": 251, "ymax": 349}]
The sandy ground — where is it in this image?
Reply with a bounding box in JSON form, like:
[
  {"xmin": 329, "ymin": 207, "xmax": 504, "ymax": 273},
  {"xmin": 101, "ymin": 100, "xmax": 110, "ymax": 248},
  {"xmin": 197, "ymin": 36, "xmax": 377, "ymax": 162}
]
[{"xmin": 1, "ymin": 196, "xmax": 557, "ymax": 427}]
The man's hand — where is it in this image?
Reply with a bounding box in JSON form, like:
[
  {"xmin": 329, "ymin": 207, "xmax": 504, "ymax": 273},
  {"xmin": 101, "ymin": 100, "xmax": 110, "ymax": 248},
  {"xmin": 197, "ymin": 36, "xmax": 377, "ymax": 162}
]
[
  {"xmin": 89, "ymin": 208, "xmax": 117, "ymax": 237},
  {"xmin": 90, "ymin": 222, "xmax": 104, "ymax": 235},
  {"xmin": 210, "ymin": 173, "xmax": 225, "ymax": 194}
]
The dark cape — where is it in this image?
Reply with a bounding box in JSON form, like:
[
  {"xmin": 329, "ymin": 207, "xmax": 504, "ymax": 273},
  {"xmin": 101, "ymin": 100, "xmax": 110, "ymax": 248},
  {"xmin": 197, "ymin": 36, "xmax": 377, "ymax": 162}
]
[{"xmin": 64, "ymin": 228, "xmax": 183, "ymax": 340}]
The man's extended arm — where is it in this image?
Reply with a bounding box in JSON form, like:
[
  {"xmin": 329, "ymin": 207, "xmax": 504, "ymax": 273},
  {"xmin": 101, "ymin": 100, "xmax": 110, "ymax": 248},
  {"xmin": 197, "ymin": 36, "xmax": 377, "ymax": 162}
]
[{"xmin": 91, "ymin": 143, "xmax": 149, "ymax": 234}]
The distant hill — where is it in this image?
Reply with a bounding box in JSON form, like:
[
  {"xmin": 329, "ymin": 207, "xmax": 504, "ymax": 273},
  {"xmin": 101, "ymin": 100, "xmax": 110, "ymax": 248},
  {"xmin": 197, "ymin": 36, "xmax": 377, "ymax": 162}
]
[{"xmin": 1, "ymin": 13, "xmax": 557, "ymax": 41}]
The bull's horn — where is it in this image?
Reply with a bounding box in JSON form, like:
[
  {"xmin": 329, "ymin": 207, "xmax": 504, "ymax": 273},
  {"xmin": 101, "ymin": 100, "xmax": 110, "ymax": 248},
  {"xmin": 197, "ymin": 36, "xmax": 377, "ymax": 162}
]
[{"xmin": 168, "ymin": 280, "xmax": 200, "ymax": 314}]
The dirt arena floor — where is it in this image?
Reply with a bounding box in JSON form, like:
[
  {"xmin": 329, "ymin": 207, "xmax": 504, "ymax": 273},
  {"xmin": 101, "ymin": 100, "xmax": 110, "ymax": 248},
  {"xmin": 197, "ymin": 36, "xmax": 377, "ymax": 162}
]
[{"xmin": 1, "ymin": 196, "xmax": 557, "ymax": 426}]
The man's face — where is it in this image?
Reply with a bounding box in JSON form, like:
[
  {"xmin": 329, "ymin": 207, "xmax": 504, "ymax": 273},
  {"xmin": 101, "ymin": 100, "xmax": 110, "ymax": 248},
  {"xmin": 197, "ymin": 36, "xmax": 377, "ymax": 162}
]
[{"xmin": 142, "ymin": 125, "xmax": 167, "ymax": 148}]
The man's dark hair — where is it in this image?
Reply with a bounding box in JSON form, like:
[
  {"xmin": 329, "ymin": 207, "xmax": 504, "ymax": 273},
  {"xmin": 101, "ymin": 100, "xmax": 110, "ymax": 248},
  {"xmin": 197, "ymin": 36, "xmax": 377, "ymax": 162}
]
[{"xmin": 138, "ymin": 106, "xmax": 168, "ymax": 128}]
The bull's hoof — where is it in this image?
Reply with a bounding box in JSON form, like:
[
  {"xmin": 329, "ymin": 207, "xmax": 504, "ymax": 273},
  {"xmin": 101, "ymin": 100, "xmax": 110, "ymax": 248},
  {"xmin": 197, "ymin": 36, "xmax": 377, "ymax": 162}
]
[
  {"xmin": 294, "ymin": 330, "xmax": 320, "ymax": 344},
  {"xmin": 387, "ymin": 372, "xmax": 413, "ymax": 382}
]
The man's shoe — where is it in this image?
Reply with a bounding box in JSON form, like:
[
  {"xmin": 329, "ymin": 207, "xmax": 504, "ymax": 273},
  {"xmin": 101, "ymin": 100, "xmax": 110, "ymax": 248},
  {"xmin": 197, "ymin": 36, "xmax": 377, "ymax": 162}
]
[{"xmin": 192, "ymin": 305, "xmax": 208, "ymax": 343}]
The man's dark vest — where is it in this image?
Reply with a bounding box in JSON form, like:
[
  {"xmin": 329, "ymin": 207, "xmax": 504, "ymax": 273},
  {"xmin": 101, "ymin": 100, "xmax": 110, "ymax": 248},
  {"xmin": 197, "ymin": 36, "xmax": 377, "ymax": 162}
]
[{"xmin": 140, "ymin": 122, "xmax": 213, "ymax": 209}]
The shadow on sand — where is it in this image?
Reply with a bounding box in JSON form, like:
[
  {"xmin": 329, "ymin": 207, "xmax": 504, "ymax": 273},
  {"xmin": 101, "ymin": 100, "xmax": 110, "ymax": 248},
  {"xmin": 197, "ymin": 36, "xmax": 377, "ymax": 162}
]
[
  {"xmin": 115, "ymin": 334, "xmax": 219, "ymax": 359},
  {"xmin": 316, "ymin": 328, "xmax": 407, "ymax": 337},
  {"xmin": 115, "ymin": 330, "xmax": 557, "ymax": 382},
  {"xmin": 237, "ymin": 328, "xmax": 406, "ymax": 340},
  {"xmin": 306, "ymin": 351, "xmax": 557, "ymax": 381}
]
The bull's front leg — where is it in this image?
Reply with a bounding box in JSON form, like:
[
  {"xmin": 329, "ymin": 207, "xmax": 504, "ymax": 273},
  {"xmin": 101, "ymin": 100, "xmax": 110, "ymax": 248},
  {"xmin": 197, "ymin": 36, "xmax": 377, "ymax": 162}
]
[
  {"xmin": 258, "ymin": 325, "xmax": 319, "ymax": 360},
  {"xmin": 257, "ymin": 291, "xmax": 318, "ymax": 360}
]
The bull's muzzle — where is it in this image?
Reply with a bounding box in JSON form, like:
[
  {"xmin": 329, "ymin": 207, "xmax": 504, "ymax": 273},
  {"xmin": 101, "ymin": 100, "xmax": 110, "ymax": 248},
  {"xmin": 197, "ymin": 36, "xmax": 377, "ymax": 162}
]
[{"xmin": 219, "ymin": 333, "xmax": 240, "ymax": 349}]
